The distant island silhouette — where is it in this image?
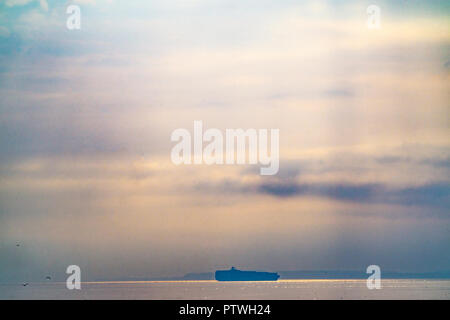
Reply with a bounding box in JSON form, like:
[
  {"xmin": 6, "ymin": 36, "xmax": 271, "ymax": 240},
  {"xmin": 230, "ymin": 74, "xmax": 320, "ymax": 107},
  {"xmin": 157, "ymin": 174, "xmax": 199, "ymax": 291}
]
[{"xmin": 90, "ymin": 269, "xmax": 450, "ymax": 282}]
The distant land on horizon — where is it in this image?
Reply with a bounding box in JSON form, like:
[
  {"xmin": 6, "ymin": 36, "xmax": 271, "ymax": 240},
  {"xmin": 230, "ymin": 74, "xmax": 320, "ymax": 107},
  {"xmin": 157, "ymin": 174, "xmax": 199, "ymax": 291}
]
[{"xmin": 92, "ymin": 270, "xmax": 450, "ymax": 282}]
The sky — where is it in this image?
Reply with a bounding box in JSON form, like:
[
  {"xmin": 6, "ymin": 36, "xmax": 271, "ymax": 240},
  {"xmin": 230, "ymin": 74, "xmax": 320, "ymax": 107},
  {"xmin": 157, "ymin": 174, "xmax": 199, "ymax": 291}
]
[{"xmin": 0, "ymin": 0, "xmax": 449, "ymax": 282}]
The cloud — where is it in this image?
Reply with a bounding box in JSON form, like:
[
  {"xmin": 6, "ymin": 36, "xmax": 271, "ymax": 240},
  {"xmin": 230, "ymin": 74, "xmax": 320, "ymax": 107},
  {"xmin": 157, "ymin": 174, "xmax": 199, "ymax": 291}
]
[
  {"xmin": 258, "ymin": 183, "xmax": 306, "ymax": 197},
  {"xmin": 5, "ymin": 0, "xmax": 33, "ymax": 7},
  {"xmin": 259, "ymin": 181, "xmax": 450, "ymax": 209},
  {"xmin": 393, "ymin": 183, "xmax": 450, "ymax": 208},
  {"xmin": 376, "ymin": 155, "xmax": 450, "ymax": 168},
  {"xmin": 4, "ymin": 0, "xmax": 48, "ymax": 11},
  {"xmin": 195, "ymin": 177, "xmax": 450, "ymax": 211},
  {"xmin": 73, "ymin": 0, "xmax": 99, "ymax": 5},
  {"xmin": 444, "ymin": 60, "xmax": 450, "ymax": 69},
  {"xmin": 257, "ymin": 182, "xmax": 381, "ymax": 201},
  {"xmin": 0, "ymin": 0, "xmax": 449, "ymax": 281},
  {"xmin": 322, "ymin": 88, "xmax": 354, "ymax": 97},
  {"xmin": 0, "ymin": 26, "xmax": 10, "ymax": 37},
  {"xmin": 39, "ymin": 0, "xmax": 47, "ymax": 11}
]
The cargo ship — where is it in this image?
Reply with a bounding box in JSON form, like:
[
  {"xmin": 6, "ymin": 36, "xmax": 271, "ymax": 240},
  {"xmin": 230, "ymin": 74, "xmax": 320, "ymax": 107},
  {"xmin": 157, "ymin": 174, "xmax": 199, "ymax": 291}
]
[{"xmin": 215, "ymin": 267, "xmax": 280, "ymax": 281}]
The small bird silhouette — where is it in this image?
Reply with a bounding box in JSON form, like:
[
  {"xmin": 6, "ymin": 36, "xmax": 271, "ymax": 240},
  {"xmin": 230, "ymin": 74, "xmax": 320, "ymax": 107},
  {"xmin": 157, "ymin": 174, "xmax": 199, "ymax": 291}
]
[
  {"xmin": 22, "ymin": 282, "xmax": 28, "ymax": 286},
  {"xmin": 16, "ymin": 243, "xmax": 20, "ymax": 247},
  {"xmin": 45, "ymin": 276, "xmax": 51, "ymax": 280}
]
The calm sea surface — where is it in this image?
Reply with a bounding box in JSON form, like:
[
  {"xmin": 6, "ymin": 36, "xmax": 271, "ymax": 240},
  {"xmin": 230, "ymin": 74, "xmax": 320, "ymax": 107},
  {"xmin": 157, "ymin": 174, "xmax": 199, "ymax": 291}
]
[{"xmin": 1, "ymin": 280, "xmax": 449, "ymax": 300}]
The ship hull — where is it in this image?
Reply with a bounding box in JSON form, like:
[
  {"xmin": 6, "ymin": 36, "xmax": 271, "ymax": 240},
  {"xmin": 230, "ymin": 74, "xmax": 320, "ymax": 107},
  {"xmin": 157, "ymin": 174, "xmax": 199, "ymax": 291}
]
[{"xmin": 215, "ymin": 269, "xmax": 280, "ymax": 281}]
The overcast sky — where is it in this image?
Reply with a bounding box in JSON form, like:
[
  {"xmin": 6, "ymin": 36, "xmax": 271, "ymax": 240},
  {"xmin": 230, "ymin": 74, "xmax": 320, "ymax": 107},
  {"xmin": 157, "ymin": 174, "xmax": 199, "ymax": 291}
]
[{"xmin": 0, "ymin": 0, "xmax": 449, "ymax": 282}]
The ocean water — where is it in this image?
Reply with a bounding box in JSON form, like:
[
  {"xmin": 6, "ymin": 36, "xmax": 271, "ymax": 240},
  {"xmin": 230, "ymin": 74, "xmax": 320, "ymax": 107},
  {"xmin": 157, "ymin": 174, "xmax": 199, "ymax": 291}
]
[{"xmin": 1, "ymin": 279, "xmax": 449, "ymax": 300}]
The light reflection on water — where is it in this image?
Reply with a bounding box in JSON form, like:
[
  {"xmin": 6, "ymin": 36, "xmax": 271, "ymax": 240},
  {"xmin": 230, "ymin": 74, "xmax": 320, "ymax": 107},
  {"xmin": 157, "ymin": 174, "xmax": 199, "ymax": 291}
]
[{"xmin": 1, "ymin": 279, "xmax": 449, "ymax": 300}]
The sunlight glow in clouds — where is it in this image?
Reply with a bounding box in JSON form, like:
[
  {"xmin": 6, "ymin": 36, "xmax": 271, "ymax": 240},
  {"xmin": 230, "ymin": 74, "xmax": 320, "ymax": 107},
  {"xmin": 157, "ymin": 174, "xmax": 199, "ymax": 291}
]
[{"xmin": 0, "ymin": 0, "xmax": 449, "ymax": 281}]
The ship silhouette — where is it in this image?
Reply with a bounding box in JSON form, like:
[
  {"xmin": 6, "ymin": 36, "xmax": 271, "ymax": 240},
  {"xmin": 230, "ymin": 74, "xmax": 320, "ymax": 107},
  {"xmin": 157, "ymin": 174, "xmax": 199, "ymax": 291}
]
[{"xmin": 215, "ymin": 267, "xmax": 280, "ymax": 281}]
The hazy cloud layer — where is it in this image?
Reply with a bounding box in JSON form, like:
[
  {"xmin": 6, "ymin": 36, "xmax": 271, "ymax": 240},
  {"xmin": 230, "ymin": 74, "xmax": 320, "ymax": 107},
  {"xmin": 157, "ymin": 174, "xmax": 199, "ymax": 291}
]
[{"xmin": 0, "ymin": 0, "xmax": 449, "ymax": 281}]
